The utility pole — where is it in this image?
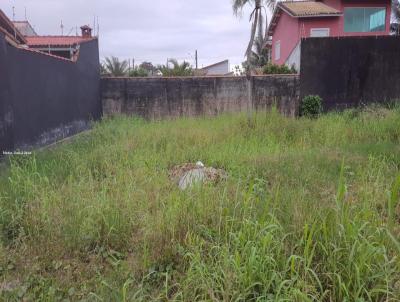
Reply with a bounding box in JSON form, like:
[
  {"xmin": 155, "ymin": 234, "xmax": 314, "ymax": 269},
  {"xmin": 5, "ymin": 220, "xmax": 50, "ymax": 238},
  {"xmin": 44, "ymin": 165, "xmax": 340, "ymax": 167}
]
[
  {"xmin": 195, "ymin": 50, "xmax": 198, "ymax": 69},
  {"xmin": 96, "ymin": 16, "xmax": 99, "ymax": 37}
]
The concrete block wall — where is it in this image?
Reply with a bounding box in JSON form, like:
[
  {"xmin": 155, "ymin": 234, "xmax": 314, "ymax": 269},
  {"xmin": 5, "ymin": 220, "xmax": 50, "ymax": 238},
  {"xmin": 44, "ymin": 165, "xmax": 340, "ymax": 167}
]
[{"xmin": 101, "ymin": 75, "xmax": 300, "ymax": 119}]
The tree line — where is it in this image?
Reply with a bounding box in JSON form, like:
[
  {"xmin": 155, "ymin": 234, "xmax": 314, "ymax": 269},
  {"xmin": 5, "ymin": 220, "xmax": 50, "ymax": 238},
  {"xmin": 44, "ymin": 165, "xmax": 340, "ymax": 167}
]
[{"xmin": 101, "ymin": 57, "xmax": 194, "ymax": 77}]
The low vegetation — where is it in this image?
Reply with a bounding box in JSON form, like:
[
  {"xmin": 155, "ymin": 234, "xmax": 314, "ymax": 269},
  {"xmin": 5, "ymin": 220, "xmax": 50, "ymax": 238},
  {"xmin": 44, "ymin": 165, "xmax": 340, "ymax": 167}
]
[
  {"xmin": 0, "ymin": 107, "xmax": 399, "ymax": 301},
  {"xmin": 300, "ymin": 95, "xmax": 324, "ymax": 118},
  {"xmin": 263, "ymin": 63, "xmax": 297, "ymax": 75}
]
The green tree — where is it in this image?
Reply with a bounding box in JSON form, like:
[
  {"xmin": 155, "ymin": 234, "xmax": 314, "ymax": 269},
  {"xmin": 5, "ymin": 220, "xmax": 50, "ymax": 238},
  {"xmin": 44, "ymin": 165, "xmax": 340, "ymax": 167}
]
[
  {"xmin": 103, "ymin": 56, "xmax": 128, "ymax": 76},
  {"xmin": 158, "ymin": 59, "xmax": 193, "ymax": 77},
  {"xmin": 139, "ymin": 62, "xmax": 156, "ymax": 75}
]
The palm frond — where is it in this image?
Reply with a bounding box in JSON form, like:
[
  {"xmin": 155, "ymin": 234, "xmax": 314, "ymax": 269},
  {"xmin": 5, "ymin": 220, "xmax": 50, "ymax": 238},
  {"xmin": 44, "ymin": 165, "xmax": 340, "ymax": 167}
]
[
  {"xmin": 393, "ymin": 0, "xmax": 400, "ymax": 22},
  {"xmin": 232, "ymin": 0, "xmax": 252, "ymax": 16},
  {"xmin": 158, "ymin": 59, "xmax": 193, "ymax": 77},
  {"xmin": 103, "ymin": 56, "xmax": 128, "ymax": 76}
]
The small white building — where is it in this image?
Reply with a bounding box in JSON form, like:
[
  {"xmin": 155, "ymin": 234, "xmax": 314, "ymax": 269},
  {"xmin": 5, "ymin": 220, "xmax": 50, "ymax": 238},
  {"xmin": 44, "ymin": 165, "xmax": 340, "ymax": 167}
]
[{"xmin": 201, "ymin": 60, "xmax": 231, "ymax": 76}]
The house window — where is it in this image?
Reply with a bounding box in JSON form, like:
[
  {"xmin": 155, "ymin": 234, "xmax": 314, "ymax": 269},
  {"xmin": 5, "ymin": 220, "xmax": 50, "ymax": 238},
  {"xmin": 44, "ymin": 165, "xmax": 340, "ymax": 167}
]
[
  {"xmin": 310, "ymin": 28, "xmax": 330, "ymax": 37},
  {"xmin": 275, "ymin": 41, "xmax": 281, "ymax": 61},
  {"xmin": 344, "ymin": 7, "xmax": 386, "ymax": 32}
]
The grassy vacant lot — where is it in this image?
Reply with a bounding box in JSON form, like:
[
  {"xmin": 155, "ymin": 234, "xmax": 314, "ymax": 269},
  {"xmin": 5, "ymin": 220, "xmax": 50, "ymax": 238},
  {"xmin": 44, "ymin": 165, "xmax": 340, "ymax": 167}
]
[{"xmin": 0, "ymin": 108, "xmax": 400, "ymax": 301}]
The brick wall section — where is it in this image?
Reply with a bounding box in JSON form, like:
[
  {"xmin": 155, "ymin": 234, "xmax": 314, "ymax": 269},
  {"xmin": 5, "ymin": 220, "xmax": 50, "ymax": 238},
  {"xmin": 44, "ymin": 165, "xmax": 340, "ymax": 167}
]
[{"xmin": 101, "ymin": 75, "xmax": 300, "ymax": 119}]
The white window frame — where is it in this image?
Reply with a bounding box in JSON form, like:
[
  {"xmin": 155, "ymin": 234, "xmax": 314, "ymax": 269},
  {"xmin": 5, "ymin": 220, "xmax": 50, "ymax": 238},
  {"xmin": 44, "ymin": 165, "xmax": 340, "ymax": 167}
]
[
  {"xmin": 275, "ymin": 40, "xmax": 281, "ymax": 61},
  {"xmin": 310, "ymin": 28, "xmax": 330, "ymax": 37}
]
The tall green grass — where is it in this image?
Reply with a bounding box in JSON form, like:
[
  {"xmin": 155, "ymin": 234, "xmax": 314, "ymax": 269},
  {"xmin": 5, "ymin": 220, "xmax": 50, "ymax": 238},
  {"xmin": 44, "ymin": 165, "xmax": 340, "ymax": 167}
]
[{"xmin": 0, "ymin": 108, "xmax": 399, "ymax": 301}]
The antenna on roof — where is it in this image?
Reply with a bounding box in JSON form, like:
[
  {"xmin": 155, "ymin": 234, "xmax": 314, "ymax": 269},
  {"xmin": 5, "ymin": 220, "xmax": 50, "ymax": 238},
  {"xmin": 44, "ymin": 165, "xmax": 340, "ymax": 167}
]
[
  {"xmin": 67, "ymin": 27, "xmax": 74, "ymax": 36},
  {"xmin": 60, "ymin": 20, "xmax": 64, "ymax": 36},
  {"xmin": 24, "ymin": 7, "xmax": 27, "ymax": 21},
  {"xmin": 12, "ymin": 7, "xmax": 17, "ymax": 40}
]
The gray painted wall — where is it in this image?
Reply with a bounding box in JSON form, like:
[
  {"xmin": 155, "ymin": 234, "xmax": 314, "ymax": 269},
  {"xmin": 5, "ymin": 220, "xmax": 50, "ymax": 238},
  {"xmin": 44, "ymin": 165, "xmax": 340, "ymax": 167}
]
[
  {"xmin": 0, "ymin": 34, "xmax": 13, "ymax": 153},
  {"xmin": 5, "ymin": 35, "xmax": 399, "ymax": 155},
  {"xmin": 101, "ymin": 75, "xmax": 300, "ymax": 119},
  {"xmin": 300, "ymin": 36, "xmax": 400, "ymax": 110},
  {"xmin": 0, "ymin": 33, "xmax": 101, "ymax": 154}
]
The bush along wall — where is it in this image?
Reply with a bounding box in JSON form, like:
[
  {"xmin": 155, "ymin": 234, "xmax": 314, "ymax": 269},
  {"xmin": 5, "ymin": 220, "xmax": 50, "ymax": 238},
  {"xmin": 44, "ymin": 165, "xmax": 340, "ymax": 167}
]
[
  {"xmin": 300, "ymin": 95, "xmax": 323, "ymax": 118},
  {"xmin": 263, "ymin": 63, "xmax": 297, "ymax": 75}
]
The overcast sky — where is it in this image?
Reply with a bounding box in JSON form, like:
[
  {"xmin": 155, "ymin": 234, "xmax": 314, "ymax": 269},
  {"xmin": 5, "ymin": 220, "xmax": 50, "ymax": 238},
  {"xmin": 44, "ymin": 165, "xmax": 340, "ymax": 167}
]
[{"xmin": 3, "ymin": 0, "xmax": 265, "ymax": 69}]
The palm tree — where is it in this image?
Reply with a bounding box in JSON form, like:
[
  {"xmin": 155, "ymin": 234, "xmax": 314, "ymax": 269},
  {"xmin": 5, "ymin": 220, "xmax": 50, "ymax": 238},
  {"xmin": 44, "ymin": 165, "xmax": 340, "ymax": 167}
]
[
  {"xmin": 249, "ymin": 12, "xmax": 270, "ymax": 67},
  {"xmin": 158, "ymin": 59, "xmax": 193, "ymax": 77},
  {"xmin": 103, "ymin": 56, "xmax": 128, "ymax": 76},
  {"xmin": 232, "ymin": 0, "xmax": 276, "ymax": 117},
  {"xmin": 232, "ymin": 0, "xmax": 276, "ymax": 73}
]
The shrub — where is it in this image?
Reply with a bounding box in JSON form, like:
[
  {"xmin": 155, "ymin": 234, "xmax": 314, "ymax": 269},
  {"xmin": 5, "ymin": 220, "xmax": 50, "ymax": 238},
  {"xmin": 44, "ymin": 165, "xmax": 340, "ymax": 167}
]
[
  {"xmin": 263, "ymin": 63, "xmax": 297, "ymax": 75},
  {"xmin": 129, "ymin": 67, "xmax": 148, "ymax": 77},
  {"xmin": 300, "ymin": 95, "xmax": 323, "ymax": 118}
]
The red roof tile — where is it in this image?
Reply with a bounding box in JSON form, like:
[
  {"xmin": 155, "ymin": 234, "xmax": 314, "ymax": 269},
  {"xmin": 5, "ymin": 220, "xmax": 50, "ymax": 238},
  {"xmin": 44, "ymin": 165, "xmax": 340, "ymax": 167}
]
[
  {"xmin": 26, "ymin": 36, "xmax": 92, "ymax": 47},
  {"xmin": 280, "ymin": 1, "xmax": 341, "ymax": 17}
]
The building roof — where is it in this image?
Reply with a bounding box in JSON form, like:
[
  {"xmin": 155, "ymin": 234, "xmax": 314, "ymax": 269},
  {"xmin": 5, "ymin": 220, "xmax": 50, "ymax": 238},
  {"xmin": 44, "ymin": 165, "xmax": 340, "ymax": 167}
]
[
  {"xmin": 26, "ymin": 36, "xmax": 91, "ymax": 47},
  {"xmin": 0, "ymin": 10, "xmax": 27, "ymax": 44},
  {"xmin": 13, "ymin": 21, "xmax": 37, "ymax": 36},
  {"xmin": 268, "ymin": 1, "xmax": 342, "ymax": 36},
  {"xmin": 202, "ymin": 59, "xmax": 229, "ymax": 70},
  {"xmin": 280, "ymin": 1, "xmax": 341, "ymax": 17}
]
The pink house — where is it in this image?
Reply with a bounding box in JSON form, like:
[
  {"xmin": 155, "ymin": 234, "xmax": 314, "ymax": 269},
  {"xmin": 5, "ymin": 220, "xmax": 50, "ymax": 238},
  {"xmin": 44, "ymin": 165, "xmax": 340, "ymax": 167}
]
[{"xmin": 268, "ymin": 0, "xmax": 392, "ymax": 69}]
